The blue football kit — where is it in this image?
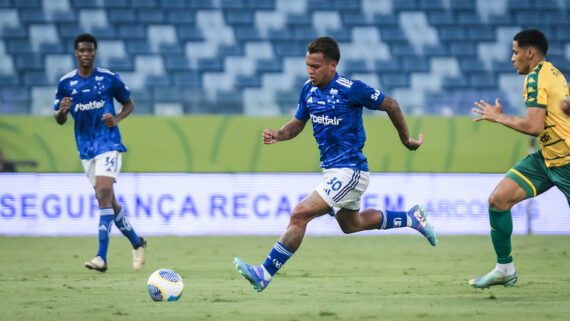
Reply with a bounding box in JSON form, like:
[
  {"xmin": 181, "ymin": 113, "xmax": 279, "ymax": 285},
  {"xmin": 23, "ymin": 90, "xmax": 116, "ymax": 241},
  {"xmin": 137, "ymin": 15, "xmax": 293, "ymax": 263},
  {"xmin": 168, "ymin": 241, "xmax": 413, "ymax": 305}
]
[
  {"xmin": 294, "ymin": 72, "xmax": 386, "ymax": 171},
  {"xmin": 54, "ymin": 67, "xmax": 130, "ymax": 159}
]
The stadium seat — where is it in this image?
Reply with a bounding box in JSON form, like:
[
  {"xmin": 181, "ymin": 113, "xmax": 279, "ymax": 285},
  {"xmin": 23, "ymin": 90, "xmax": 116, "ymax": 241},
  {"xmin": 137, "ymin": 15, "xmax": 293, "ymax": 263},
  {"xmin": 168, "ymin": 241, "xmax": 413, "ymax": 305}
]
[
  {"xmin": 235, "ymin": 26, "xmax": 263, "ymax": 41},
  {"xmin": 20, "ymin": 8, "xmax": 46, "ymax": 24},
  {"xmin": 45, "ymin": 54, "xmax": 74, "ymax": 83},
  {"xmin": 164, "ymin": 54, "xmax": 191, "ymax": 72},
  {"xmin": 172, "ymin": 71, "xmax": 201, "ymax": 87},
  {"xmin": 107, "ymin": 57, "xmax": 134, "ymax": 72},
  {"xmin": 13, "ymin": 0, "xmax": 41, "ymax": 8},
  {"xmin": 131, "ymin": 0, "xmax": 157, "ymax": 9},
  {"xmin": 23, "ymin": 71, "xmax": 49, "ymax": 86},
  {"xmin": 225, "ymin": 10, "xmax": 254, "ymax": 25},
  {"xmin": 138, "ymin": 9, "xmax": 165, "ymax": 24},
  {"xmin": 126, "ymin": 40, "xmax": 152, "ymax": 55},
  {"xmin": 108, "ymin": 9, "xmax": 136, "ymax": 24},
  {"xmin": 166, "ymin": 9, "xmax": 196, "ymax": 24},
  {"xmin": 393, "ymin": 0, "xmax": 419, "ymax": 11}
]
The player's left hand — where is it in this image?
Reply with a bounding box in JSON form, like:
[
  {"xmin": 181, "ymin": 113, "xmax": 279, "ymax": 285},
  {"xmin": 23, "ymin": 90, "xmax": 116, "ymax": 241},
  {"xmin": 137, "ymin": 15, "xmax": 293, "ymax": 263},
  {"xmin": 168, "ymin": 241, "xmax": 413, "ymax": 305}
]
[
  {"xmin": 473, "ymin": 98, "xmax": 503, "ymax": 122},
  {"xmin": 102, "ymin": 113, "xmax": 118, "ymax": 128},
  {"xmin": 404, "ymin": 133, "xmax": 423, "ymax": 150}
]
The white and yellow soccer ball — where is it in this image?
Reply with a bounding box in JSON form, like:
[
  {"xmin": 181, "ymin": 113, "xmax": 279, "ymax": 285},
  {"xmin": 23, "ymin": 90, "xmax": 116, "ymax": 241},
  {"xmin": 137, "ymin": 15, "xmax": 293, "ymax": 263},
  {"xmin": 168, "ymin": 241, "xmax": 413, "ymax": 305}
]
[{"xmin": 147, "ymin": 269, "xmax": 184, "ymax": 301}]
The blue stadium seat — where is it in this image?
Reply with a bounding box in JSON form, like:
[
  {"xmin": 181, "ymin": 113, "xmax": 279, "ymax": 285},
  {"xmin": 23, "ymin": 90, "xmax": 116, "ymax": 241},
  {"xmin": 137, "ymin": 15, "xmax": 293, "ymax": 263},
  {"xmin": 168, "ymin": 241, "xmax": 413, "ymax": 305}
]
[
  {"xmin": 442, "ymin": 76, "xmax": 469, "ymax": 90},
  {"xmin": 450, "ymin": 42, "xmax": 476, "ymax": 56},
  {"xmin": 107, "ymin": 57, "xmax": 134, "ymax": 72},
  {"xmin": 0, "ymin": 0, "xmax": 10, "ymax": 8},
  {"xmin": 343, "ymin": 60, "xmax": 370, "ymax": 74},
  {"xmin": 423, "ymin": 45, "xmax": 449, "ymax": 56},
  {"xmin": 197, "ymin": 57, "xmax": 224, "ymax": 72},
  {"xmin": 2, "ymin": 27, "xmax": 28, "ymax": 39},
  {"xmin": 0, "ymin": 75, "xmax": 19, "ymax": 86},
  {"xmin": 131, "ymin": 0, "xmax": 157, "ymax": 8},
  {"xmin": 380, "ymin": 27, "xmax": 408, "ymax": 43},
  {"xmin": 450, "ymin": 0, "xmax": 476, "ymax": 10},
  {"xmin": 266, "ymin": 28, "xmax": 294, "ymax": 41},
  {"xmin": 326, "ymin": 28, "xmax": 352, "ymax": 42},
  {"xmin": 515, "ymin": 11, "xmax": 543, "ymax": 25},
  {"xmin": 176, "ymin": 26, "xmax": 203, "ymax": 41},
  {"xmin": 470, "ymin": 72, "xmax": 498, "ymax": 89},
  {"xmin": 13, "ymin": 0, "xmax": 41, "ymax": 8},
  {"xmin": 286, "ymin": 13, "xmax": 312, "ymax": 26},
  {"xmin": 39, "ymin": 43, "xmax": 66, "ymax": 54},
  {"xmin": 126, "ymin": 40, "xmax": 152, "ymax": 55},
  {"xmin": 427, "ymin": 11, "xmax": 455, "ymax": 26},
  {"xmin": 535, "ymin": 0, "xmax": 563, "ymax": 10},
  {"xmin": 487, "ymin": 14, "xmax": 513, "ymax": 26},
  {"xmin": 246, "ymin": 0, "xmax": 274, "ymax": 9},
  {"xmin": 138, "ymin": 9, "xmax": 165, "ymax": 24},
  {"xmin": 220, "ymin": 0, "xmax": 246, "ymax": 8},
  {"xmin": 189, "ymin": 0, "xmax": 214, "ymax": 9},
  {"xmin": 507, "ymin": 0, "xmax": 532, "ymax": 10},
  {"xmin": 58, "ymin": 24, "xmax": 86, "ymax": 41},
  {"xmin": 541, "ymin": 11, "xmax": 568, "ymax": 26},
  {"xmin": 118, "ymin": 24, "xmax": 147, "ymax": 39},
  {"xmin": 371, "ymin": 14, "xmax": 399, "ymax": 27},
  {"xmin": 145, "ymin": 75, "xmax": 170, "ymax": 87},
  {"xmin": 234, "ymin": 26, "xmax": 263, "ymax": 41},
  {"xmin": 456, "ymin": 12, "xmax": 481, "ymax": 25},
  {"xmin": 307, "ymin": 0, "xmax": 329, "ymax": 10},
  {"xmin": 393, "ymin": 0, "xmax": 419, "ymax": 11},
  {"xmin": 6, "ymin": 39, "xmax": 33, "ymax": 54},
  {"xmin": 216, "ymin": 90, "xmax": 243, "ymax": 114},
  {"xmin": 459, "ymin": 57, "xmax": 485, "ymax": 72},
  {"xmin": 235, "ymin": 74, "xmax": 261, "ymax": 88},
  {"xmin": 493, "ymin": 61, "xmax": 515, "ymax": 73},
  {"xmin": 256, "ymin": 59, "xmax": 282, "ymax": 73},
  {"xmin": 401, "ymin": 56, "xmax": 430, "ymax": 72},
  {"xmin": 103, "ymin": 0, "xmax": 129, "ymax": 8},
  {"xmin": 333, "ymin": 0, "xmax": 360, "ymax": 10},
  {"xmin": 158, "ymin": 0, "xmax": 189, "ymax": 8},
  {"xmin": 20, "ymin": 9, "xmax": 46, "ymax": 24},
  {"xmin": 15, "ymin": 54, "xmax": 43, "ymax": 71},
  {"xmin": 273, "ymin": 41, "xmax": 305, "ymax": 57},
  {"xmin": 293, "ymin": 26, "xmax": 318, "ymax": 41},
  {"xmin": 153, "ymin": 86, "xmax": 182, "ymax": 102},
  {"xmin": 164, "ymin": 54, "xmax": 191, "ymax": 71},
  {"xmin": 553, "ymin": 26, "xmax": 570, "ymax": 41},
  {"xmin": 466, "ymin": 26, "xmax": 495, "ymax": 41},
  {"xmin": 419, "ymin": 0, "xmax": 445, "ymax": 10},
  {"xmin": 438, "ymin": 27, "xmax": 466, "ymax": 41},
  {"xmin": 391, "ymin": 44, "xmax": 416, "ymax": 56},
  {"xmin": 172, "ymin": 71, "xmax": 201, "ymax": 87},
  {"xmin": 342, "ymin": 12, "xmax": 371, "ymax": 27},
  {"xmin": 166, "ymin": 9, "xmax": 196, "ymax": 24},
  {"xmin": 23, "ymin": 71, "xmax": 48, "ymax": 86},
  {"xmin": 92, "ymin": 26, "xmax": 118, "ymax": 40},
  {"xmin": 0, "ymin": 86, "xmax": 30, "ymax": 114},
  {"xmin": 108, "ymin": 9, "xmax": 137, "ymax": 23},
  {"xmin": 159, "ymin": 43, "xmax": 184, "ymax": 55},
  {"xmin": 130, "ymin": 89, "xmax": 154, "ymax": 114},
  {"xmin": 381, "ymin": 73, "xmax": 409, "ymax": 89},
  {"xmin": 225, "ymin": 10, "xmax": 254, "ymax": 25},
  {"xmin": 218, "ymin": 44, "xmax": 244, "ymax": 56},
  {"xmin": 275, "ymin": 90, "xmax": 298, "ymax": 114},
  {"xmin": 375, "ymin": 59, "xmax": 401, "ymax": 73}
]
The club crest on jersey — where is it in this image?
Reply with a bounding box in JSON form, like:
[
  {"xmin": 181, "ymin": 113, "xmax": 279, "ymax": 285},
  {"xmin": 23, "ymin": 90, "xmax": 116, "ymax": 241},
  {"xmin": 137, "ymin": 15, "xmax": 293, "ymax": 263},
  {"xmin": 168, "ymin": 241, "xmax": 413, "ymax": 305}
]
[{"xmin": 310, "ymin": 114, "xmax": 342, "ymax": 126}]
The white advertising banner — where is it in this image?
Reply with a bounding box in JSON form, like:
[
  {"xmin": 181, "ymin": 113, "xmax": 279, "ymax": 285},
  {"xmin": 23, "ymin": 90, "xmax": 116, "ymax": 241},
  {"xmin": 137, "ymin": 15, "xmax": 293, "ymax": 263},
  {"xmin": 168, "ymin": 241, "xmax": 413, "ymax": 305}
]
[{"xmin": 0, "ymin": 173, "xmax": 568, "ymax": 236}]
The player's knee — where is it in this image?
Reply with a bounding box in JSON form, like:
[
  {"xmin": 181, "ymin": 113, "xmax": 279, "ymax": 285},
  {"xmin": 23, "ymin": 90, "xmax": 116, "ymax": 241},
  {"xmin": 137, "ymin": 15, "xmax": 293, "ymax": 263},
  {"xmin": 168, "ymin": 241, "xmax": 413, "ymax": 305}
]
[
  {"xmin": 488, "ymin": 194, "xmax": 510, "ymax": 211},
  {"xmin": 95, "ymin": 186, "xmax": 113, "ymax": 202}
]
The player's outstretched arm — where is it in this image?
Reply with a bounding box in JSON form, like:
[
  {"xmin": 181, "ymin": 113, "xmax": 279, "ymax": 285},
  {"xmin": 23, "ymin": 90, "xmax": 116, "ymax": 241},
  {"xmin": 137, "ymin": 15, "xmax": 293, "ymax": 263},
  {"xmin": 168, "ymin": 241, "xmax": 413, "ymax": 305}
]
[
  {"xmin": 54, "ymin": 97, "xmax": 71, "ymax": 125},
  {"xmin": 102, "ymin": 97, "xmax": 134, "ymax": 128},
  {"xmin": 473, "ymin": 98, "xmax": 545, "ymax": 136},
  {"xmin": 380, "ymin": 95, "xmax": 423, "ymax": 150},
  {"xmin": 263, "ymin": 117, "xmax": 307, "ymax": 144}
]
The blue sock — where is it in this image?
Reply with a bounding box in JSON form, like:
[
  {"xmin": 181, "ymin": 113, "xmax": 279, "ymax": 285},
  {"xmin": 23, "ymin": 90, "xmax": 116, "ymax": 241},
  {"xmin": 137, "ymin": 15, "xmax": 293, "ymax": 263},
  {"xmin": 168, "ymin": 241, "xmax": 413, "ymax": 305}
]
[
  {"xmin": 96, "ymin": 207, "xmax": 114, "ymax": 262},
  {"xmin": 113, "ymin": 206, "xmax": 141, "ymax": 248},
  {"xmin": 378, "ymin": 210, "xmax": 408, "ymax": 229},
  {"xmin": 262, "ymin": 242, "xmax": 294, "ymax": 276}
]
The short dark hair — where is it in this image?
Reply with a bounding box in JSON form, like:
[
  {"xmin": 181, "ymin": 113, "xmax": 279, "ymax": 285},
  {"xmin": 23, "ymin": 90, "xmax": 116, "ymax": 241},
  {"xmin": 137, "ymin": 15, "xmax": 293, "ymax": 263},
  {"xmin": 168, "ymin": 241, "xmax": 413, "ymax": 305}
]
[
  {"xmin": 307, "ymin": 37, "xmax": 340, "ymax": 62},
  {"xmin": 513, "ymin": 29, "xmax": 548, "ymax": 56},
  {"xmin": 74, "ymin": 33, "xmax": 97, "ymax": 50}
]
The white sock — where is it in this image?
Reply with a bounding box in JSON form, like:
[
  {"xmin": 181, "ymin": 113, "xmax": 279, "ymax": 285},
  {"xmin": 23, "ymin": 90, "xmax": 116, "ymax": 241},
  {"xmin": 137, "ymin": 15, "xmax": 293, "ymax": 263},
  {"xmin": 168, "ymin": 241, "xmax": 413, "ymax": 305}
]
[
  {"xmin": 495, "ymin": 263, "xmax": 516, "ymax": 275},
  {"xmin": 260, "ymin": 265, "xmax": 272, "ymax": 281}
]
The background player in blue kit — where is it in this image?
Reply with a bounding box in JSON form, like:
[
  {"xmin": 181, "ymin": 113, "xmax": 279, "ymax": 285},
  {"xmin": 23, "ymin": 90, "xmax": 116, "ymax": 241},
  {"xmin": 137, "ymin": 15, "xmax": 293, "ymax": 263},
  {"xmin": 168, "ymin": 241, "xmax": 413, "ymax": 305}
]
[
  {"xmin": 234, "ymin": 37, "xmax": 437, "ymax": 292},
  {"xmin": 53, "ymin": 34, "xmax": 146, "ymax": 272}
]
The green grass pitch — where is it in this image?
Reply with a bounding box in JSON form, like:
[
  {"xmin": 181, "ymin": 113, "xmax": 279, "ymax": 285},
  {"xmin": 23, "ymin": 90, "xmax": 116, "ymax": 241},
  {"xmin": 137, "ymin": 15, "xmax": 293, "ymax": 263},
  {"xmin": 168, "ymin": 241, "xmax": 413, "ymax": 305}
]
[{"xmin": 1, "ymin": 235, "xmax": 569, "ymax": 321}]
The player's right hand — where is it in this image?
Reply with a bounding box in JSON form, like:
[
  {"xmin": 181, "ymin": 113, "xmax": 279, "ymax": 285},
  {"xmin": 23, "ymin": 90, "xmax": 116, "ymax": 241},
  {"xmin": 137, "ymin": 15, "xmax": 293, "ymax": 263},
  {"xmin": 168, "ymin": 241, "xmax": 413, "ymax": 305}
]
[
  {"xmin": 561, "ymin": 99, "xmax": 570, "ymax": 117},
  {"xmin": 263, "ymin": 129, "xmax": 279, "ymax": 144},
  {"xmin": 59, "ymin": 97, "xmax": 72, "ymax": 113}
]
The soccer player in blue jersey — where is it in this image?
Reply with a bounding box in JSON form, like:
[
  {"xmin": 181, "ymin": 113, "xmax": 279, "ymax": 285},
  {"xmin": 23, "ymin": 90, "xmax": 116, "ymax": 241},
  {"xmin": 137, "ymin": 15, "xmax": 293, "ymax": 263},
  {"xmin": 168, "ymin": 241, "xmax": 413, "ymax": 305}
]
[
  {"xmin": 53, "ymin": 34, "xmax": 146, "ymax": 272},
  {"xmin": 234, "ymin": 37, "xmax": 437, "ymax": 292}
]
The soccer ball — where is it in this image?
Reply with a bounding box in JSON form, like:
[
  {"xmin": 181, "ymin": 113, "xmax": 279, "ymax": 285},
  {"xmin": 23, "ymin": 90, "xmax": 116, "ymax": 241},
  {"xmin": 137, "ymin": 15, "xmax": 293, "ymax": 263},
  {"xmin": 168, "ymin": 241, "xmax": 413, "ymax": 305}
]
[{"xmin": 147, "ymin": 269, "xmax": 184, "ymax": 302}]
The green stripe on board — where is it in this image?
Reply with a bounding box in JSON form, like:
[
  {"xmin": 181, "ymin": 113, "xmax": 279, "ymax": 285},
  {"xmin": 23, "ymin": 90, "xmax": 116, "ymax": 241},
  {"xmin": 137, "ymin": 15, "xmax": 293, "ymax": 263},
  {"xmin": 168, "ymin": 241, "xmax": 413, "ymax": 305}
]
[
  {"xmin": 33, "ymin": 132, "xmax": 57, "ymax": 172},
  {"xmin": 211, "ymin": 116, "xmax": 231, "ymax": 162},
  {"xmin": 168, "ymin": 119, "xmax": 193, "ymax": 172},
  {"xmin": 445, "ymin": 118, "xmax": 456, "ymax": 170}
]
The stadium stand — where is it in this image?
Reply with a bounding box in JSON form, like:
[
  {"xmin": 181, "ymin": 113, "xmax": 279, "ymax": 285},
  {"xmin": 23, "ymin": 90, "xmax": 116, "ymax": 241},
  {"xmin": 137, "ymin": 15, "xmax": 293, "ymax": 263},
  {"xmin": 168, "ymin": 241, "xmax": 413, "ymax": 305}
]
[{"xmin": 0, "ymin": 0, "xmax": 568, "ymax": 115}]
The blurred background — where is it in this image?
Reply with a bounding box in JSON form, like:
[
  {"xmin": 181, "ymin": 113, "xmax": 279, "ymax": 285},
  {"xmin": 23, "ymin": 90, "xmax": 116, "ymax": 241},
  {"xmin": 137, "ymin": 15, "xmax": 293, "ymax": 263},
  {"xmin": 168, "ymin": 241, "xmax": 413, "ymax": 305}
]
[{"xmin": 0, "ymin": 0, "xmax": 569, "ymax": 235}]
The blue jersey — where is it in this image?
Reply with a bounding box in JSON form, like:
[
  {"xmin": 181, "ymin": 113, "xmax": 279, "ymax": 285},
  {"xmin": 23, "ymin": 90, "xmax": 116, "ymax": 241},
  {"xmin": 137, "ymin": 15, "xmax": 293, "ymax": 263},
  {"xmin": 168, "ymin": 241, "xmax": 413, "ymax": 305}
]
[
  {"xmin": 294, "ymin": 73, "xmax": 385, "ymax": 171},
  {"xmin": 54, "ymin": 67, "xmax": 130, "ymax": 159}
]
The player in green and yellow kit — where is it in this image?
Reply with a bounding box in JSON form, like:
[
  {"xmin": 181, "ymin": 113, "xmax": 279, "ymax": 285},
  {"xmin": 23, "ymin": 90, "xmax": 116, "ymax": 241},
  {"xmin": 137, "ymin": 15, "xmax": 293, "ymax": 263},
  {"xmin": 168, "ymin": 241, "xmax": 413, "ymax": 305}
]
[{"xmin": 469, "ymin": 29, "xmax": 570, "ymax": 289}]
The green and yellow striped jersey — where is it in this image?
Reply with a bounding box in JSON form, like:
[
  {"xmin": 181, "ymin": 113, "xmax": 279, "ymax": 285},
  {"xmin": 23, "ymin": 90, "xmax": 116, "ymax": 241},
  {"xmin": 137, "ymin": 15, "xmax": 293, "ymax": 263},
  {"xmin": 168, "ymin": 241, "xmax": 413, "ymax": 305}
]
[{"xmin": 523, "ymin": 61, "xmax": 570, "ymax": 167}]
